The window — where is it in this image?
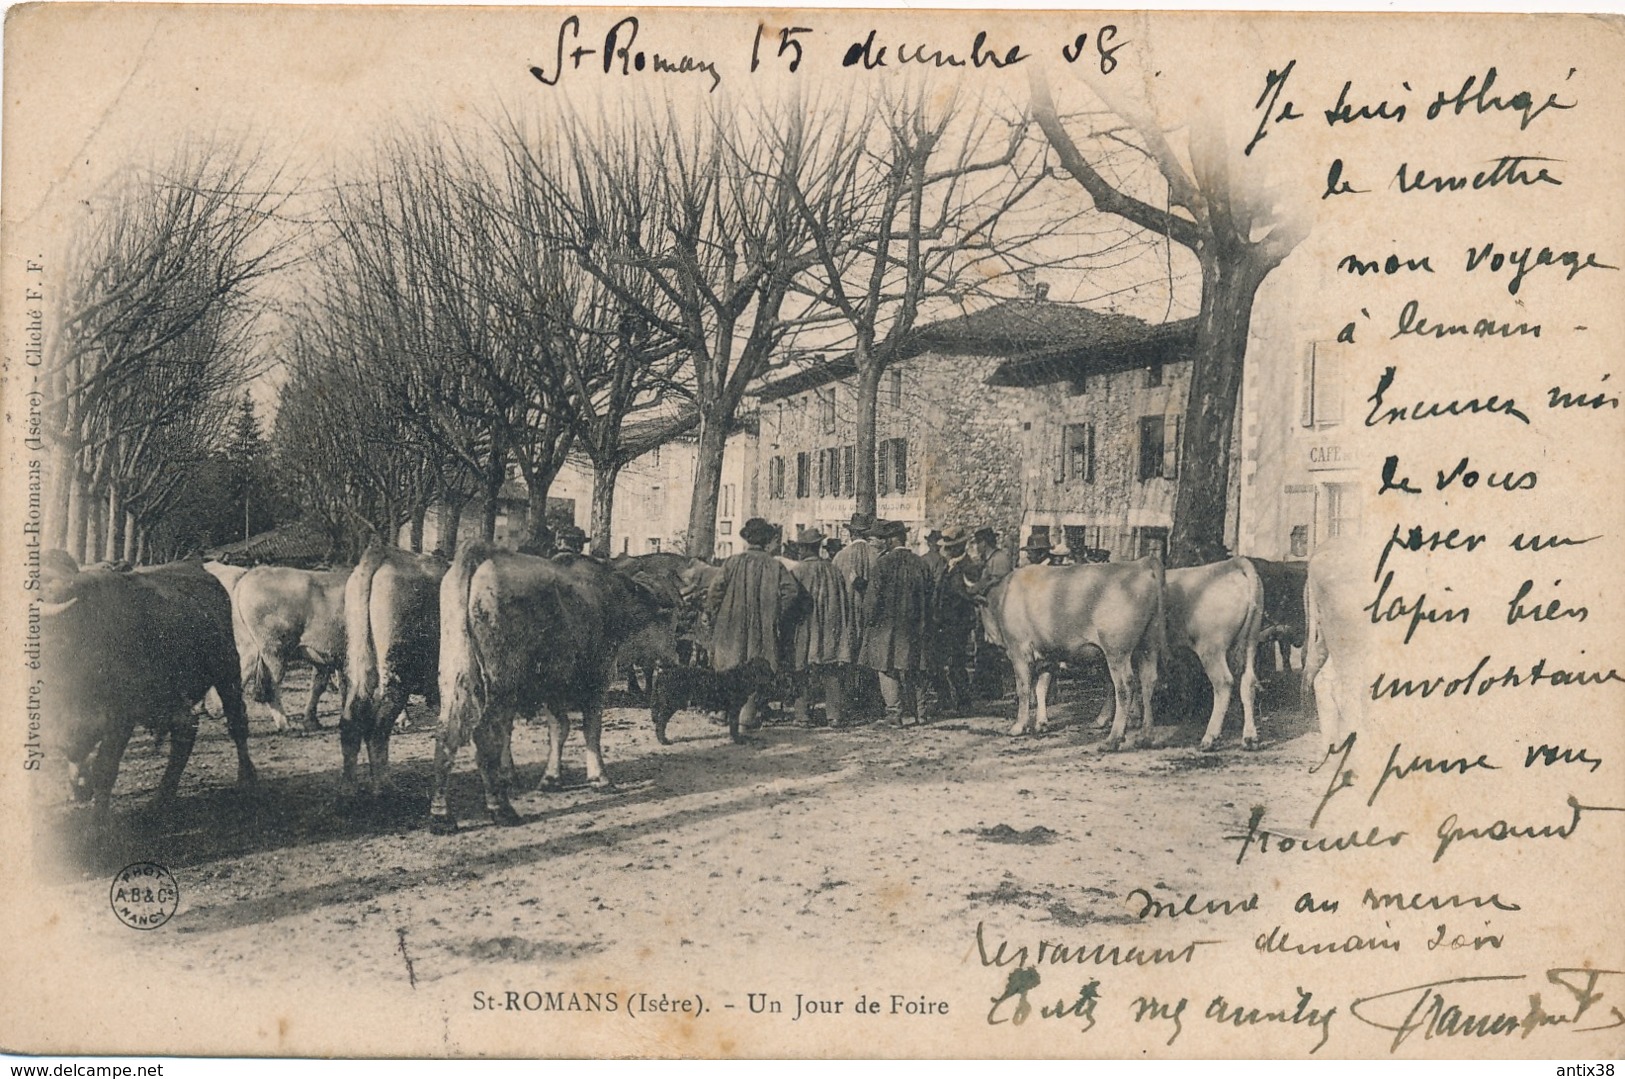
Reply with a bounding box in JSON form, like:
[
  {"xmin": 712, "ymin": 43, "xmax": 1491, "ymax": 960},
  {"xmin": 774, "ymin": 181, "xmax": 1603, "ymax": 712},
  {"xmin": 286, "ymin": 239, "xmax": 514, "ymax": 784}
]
[
  {"xmin": 1063, "ymin": 525, "xmax": 1086, "ymax": 554},
  {"xmin": 1056, "ymin": 423, "xmax": 1095, "ymax": 483},
  {"xmin": 820, "ymin": 447, "xmax": 841, "ymax": 498},
  {"xmin": 889, "ymin": 369, "xmax": 903, "ymax": 409},
  {"xmin": 796, "ymin": 452, "xmax": 811, "ymax": 499},
  {"xmin": 1301, "ymin": 342, "xmax": 1343, "ymax": 428},
  {"xmin": 1146, "ymin": 362, "xmax": 1163, "ymax": 388},
  {"xmin": 717, "ymin": 541, "xmax": 733, "ymax": 557},
  {"xmin": 879, "ymin": 437, "xmax": 908, "ymax": 495},
  {"xmin": 622, "ymin": 537, "xmax": 630, "ymax": 554},
  {"xmin": 1138, "ymin": 416, "xmax": 1180, "ymax": 481},
  {"xmin": 719, "ymin": 520, "xmax": 732, "ymax": 536},
  {"xmin": 820, "ymin": 390, "xmax": 836, "ymax": 434},
  {"xmin": 1325, "ymin": 482, "xmax": 1361, "ymax": 540},
  {"xmin": 721, "ymin": 484, "xmax": 734, "ymax": 518},
  {"xmin": 1134, "ymin": 526, "xmax": 1169, "ymax": 561},
  {"xmin": 842, "ymin": 446, "xmax": 855, "ymax": 496},
  {"xmin": 816, "ymin": 449, "xmax": 827, "ymax": 497},
  {"xmin": 1067, "ymin": 376, "xmax": 1090, "ymax": 396},
  {"xmin": 648, "ymin": 537, "xmax": 661, "ymax": 553},
  {"xmin": 1139, "ymin": 417, "xmax": 1165, "ymax": 481},
  {"xmin": 769, "ymin": 457, "xmax": 786, "ymax": 499}
]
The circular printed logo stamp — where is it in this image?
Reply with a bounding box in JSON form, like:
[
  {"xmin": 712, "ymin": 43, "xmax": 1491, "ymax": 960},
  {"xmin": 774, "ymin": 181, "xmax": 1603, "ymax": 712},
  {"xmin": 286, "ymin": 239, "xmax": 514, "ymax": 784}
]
[{"xmin": 109, "ymin": 862, "xmax": 179, "ymax": 930}]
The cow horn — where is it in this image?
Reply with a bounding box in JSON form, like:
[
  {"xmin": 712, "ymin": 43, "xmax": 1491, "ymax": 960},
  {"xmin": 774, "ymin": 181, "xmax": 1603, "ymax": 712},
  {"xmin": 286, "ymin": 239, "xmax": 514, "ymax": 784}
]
[{"xmin": 37, "ymin": 597, "xmax": 78, "ymax": 617}]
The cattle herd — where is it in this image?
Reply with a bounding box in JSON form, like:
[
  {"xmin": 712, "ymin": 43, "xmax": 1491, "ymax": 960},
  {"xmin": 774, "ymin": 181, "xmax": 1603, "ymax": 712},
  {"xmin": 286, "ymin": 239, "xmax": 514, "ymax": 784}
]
[{"xmin": 36, "ymin": 536, "xmax": 1358, "ymax": 843}]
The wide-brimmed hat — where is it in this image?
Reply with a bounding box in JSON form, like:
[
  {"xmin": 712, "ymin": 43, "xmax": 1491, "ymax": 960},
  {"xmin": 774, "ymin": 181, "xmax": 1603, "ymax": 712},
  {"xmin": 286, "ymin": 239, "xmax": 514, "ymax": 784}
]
[
  {"xmin": 940, "ymin": 526, "xmax": 969, "ymax": 550},
  {"xmin": 1022, "ymin": 533, "xmax": 1053, "ymax": 552},
  {"xmin": 847, "ymin": 512, "xmax": 876, "ymax": 537},
  {"xmin": 872, "ymin": 519, "xmax": 908, "ymax": 540},
  {"xmin": 740, "ymin": 517, "xmax": 778, "ymax": 546},
  {"xmin": 924, "ymin": 528, "xmax": 943, "ymax": 543},
  {"xmin": 972, "ymin": 527, "xmax": 998, "ymax": 547},
  {"xmin": 795, "ymin": 527, "xmax": 825, "ymax": 546}
]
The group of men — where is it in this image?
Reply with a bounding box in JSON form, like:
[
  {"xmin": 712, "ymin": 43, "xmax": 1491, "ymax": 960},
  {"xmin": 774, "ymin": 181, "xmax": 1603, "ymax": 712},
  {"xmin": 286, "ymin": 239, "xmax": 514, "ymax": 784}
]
[{"xmin": 704, "ymin": 513, "xmax": 1016, "ymax": 729}]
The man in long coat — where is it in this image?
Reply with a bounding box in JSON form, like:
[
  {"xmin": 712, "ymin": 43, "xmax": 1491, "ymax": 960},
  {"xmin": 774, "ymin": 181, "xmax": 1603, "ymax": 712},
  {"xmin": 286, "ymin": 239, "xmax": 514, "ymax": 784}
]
[
  {"xmin": 785, "ymin": 528, "xmax": 854, "ymax": 727},
  {"xmin": 927, "ymin": 526, "xmax": 976, "ymax": 714},
  {"xmin": 860, "ymin": 519, "xmax": 933, "ymax": 727},
  {"xmin": 708, "ymin": 517, "xmax": 805, "ymax": 737},
  {"xmin": 832, "ymin": 512, "xmax": 879, "ymax": 715}
]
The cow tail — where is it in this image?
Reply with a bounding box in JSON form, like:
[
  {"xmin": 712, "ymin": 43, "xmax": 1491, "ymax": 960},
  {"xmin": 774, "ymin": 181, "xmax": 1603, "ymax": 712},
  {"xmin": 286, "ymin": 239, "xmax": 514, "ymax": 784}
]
[
  {"xmin": 234, "ymin": 597, "xmax": 276, "ymax": 704},
  {"xmin": 344, "ymin": 545, "xmax": 385, "ymax": 724},
  {"xmin": 438, "ymin": 542, "xmax": 491, "ymax": 749},
  {"xmin": 1234, "ymin": 556, "xmax": 1265, "ymax": 687}
]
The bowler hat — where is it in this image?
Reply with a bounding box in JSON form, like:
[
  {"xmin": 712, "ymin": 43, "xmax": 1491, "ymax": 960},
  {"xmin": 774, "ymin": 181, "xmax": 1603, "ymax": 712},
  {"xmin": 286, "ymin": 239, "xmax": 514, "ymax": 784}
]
[
  {"xmin": 940, "ymin": 525, "xmax": 969, "ymax": 550},
  {"xmin": 795, "ymin": 527, "xmax": 825, "ymax": 546},
  {"xmin": 874, "ymin": 519, "xmax": 908, "ymax": 540},
  {"xmin": 740, "ymin": 517, "xmax": 777, "ymax": 546},
  {"xmin": 1022, "ymin": 533, "xmax": 1053, "ymax": 552},
  {"xmin": 847, "ymin": 512, "xmax": 875, "ymax": 537},
  {"xmin": 973, "ymin": 527, "xmax": 998, "ymax": 547}
]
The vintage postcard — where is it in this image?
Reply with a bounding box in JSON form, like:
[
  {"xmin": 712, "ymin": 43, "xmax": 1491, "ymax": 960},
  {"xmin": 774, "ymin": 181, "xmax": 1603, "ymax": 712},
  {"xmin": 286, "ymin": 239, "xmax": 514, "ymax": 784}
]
[{"xmin": 2, "ymin": 3, "xmax": 1622, "ymax": 1060}]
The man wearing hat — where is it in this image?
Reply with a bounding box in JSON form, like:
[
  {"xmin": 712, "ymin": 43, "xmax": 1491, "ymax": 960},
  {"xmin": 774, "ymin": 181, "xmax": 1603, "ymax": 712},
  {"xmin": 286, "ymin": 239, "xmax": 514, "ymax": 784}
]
[
  {"xmin": 707, "ymin": 517, "xmax": 806, "ymax": 740},
  {"xmin": 921, "ymin": 527, "xmax": 946, "ymax": 581},
  {"xmin": 784, "ymin": 527, "xmax": 854, "ymax": 727},
  {"xmin": 927, "ymin": 526, "xmax": 976, "ymax": 713},
  {"xmin": 969, "ymin": 527, "xmax": 1012, "ymax": 598},
  {"xmin": 833, "ymin": 511, "xmax": 881, "ymax": 715},
  {"xmin": 1019, "ymin": 532, "xmax": 1054, "ymax": 567},
  {"xmin": 860, "ymin": 519, "xmax": 932, "ymax": 727},
  {"xmin": 553, "ymin": 523, "xmax": 590, "ymax": 562}
]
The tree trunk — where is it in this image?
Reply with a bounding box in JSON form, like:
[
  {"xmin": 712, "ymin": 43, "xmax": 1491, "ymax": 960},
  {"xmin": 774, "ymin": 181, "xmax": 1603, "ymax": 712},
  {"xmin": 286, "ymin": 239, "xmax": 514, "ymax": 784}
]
[
  {"xmin": 123, "ymin": 510, "xmax": 137, "ymax": 564},
  {"xmin": 44, "ymin": 448, "xmax": 72, "ymax": 551},
  {"xmin": 105, "ymin": 482, "xmax": 124, "ymax": 563},
  {"xmin": 135, "ymin": 525, "xmax": 148, "ymax": 566},
  {"xmin": 481, "ymin": 464, "xmax": 502, "ymax": 544},
  {"xmin": 589, "ymin": 460, "xmax": 622, "ymax": 558},
  {"xmin": 1168, "ymin": 252, "xmax": 1266, "ymax": 567},
  {"xmin": 684, "ymin": 408, "xmax": 729, "ymax": 559},
  {"xmin": 410, "ymin": 507, "xmax": 425, "ymax": 553},
  {"xmin": 86, "ymin": 485, "xmax": 105, "ymax": 566},
  {"xmin": 853, "ymin": 349, "xmax": 885, "ymax": 519},
  {"xmin": 67, "ymin": 470, "xmax": 88, "ymax": 565},
  {"xmin": 444, "ymin": 498, "xmax": 464, "ymax": 556}
]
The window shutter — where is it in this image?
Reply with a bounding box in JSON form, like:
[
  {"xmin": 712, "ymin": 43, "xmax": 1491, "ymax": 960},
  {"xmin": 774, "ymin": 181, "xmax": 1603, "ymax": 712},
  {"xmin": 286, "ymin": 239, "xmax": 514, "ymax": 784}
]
[
  {"xmin": 895, "ymin": 439, "xmax": 908, "ymax": 494},
  {"xmin": 1086, "ymin": 424, "xmax": 1097, "ymax": 483},
  {"xmin": 1300, "ymin": 347, "xmax": 1317, "ymax": 427},
  {"xmin": 1054, "ymin": 424, "xmax": 1069, "ymax": 484},
  {"xmin": 1313, "ymin": 343, "xmax": 1343, "ymax": 425},
  {"xmin": 843, "ymin": 446, "xmax": 855, "ymax": 496},
  {"xmin": 1166, "ymin": 415, "xmax": 1181, "ymax": 479},
  {"xmin": 878, "ymin": 439, "xmax": 892, "ymax": 496}
]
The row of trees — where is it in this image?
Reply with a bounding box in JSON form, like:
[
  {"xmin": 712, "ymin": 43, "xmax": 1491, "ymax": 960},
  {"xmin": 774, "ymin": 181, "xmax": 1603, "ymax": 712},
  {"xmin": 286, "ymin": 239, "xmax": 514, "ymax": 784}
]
[{"xmin": 40, "ymin": 74, "xmax": 1306, "ymax": 567}]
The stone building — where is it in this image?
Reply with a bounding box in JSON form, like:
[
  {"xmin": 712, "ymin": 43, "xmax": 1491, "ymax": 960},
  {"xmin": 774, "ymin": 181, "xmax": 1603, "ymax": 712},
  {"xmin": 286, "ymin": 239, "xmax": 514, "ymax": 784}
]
[{"xmin": 751, "ymin": 296, "xmax": 1207, "ymax": 560}]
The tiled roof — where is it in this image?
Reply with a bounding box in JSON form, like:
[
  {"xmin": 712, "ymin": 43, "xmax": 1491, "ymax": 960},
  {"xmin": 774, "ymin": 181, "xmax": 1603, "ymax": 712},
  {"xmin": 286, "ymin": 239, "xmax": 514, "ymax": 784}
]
[
  {"xmin": 751, "ymin": 299, "xmax": 1196, "ymax": 399},
  {"xmin": 208, "ymin": 520, "xmax": 334, "ymax": 567}
]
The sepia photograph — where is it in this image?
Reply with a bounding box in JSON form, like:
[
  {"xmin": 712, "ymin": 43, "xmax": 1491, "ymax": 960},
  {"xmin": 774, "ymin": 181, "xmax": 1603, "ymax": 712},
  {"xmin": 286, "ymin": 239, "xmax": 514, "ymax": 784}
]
[{"xmin": 2, "ymin": 4, "xmax": 1622, "ymax": 1059}]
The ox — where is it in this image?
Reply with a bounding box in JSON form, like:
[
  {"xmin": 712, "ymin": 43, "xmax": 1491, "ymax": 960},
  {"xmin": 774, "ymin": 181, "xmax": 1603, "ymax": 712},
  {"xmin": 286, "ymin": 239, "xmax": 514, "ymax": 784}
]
[
  {"xmin": 430, "ymin": 543, "xmax": 674, "ymax": 833},
  {"xmin": 340, "ymin": 545, "xmax": 447, "ymax": 794},
  {"xmin": 612, "ymin": 553, "xmax": 720, "ymax": 691},
  {"xmin": 1246, "ymin": 557, "xmax": 1308, "ymax": 673},
  {"xmin": 232, "ymin": 564, "xmax": 349, "ymax": 731},
  {"xmin": 1164, "ymin": 557, "xmax": 1266, "ymax": 751},
  {"xmin": 40, "ymin": 555, "xmax": 257, "ymax": 832},
  {"xmin": 976, "ymin": 558, "xmax": 1166, "ymax": 750},
  {"xmin": 1301, "ymin": 541, "xmax": 1369, "ymax": 744}
]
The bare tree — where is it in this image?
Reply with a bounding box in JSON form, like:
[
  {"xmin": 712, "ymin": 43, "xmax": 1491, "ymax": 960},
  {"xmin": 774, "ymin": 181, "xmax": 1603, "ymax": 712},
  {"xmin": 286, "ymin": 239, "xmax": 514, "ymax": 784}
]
[
  {"xmin": 45, "ymin": 143, "xmax": 288, "ymax": 564},
  {"xmin": 516, "ymin": 103, "xmax": 840, "ymax": 558},
  {"xmin": 1032, "ymin": 70, "xmax": 1308, "ymax": 565},
  {"xmin": 773, "ymin": 86, "xmax": 1106, "ymax": 520}
]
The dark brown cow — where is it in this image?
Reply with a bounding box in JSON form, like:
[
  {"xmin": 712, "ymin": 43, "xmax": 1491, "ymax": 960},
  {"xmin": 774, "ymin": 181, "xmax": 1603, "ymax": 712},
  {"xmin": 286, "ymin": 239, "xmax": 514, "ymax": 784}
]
[
  {"xmin": 39, "ymin": 556, "xmax": 257, "ymax": 832},
  {"xmin": 1246, "ymin": 557, "xmax": 1308, "ymax": 672},
  {"xmin": 430, "ymin": 543, "xmax": 673, "ymax": 833},
  {"xmin": 976, "ymin": 558, "xmax": 1166, "ymax": 750},
  {"xmin": 1165, "ymin": 558, "xmax": 1265, "ymax": 751},
  {"xmin": 233, "ymin": 564, "xmax": 349, "ymax": 731},
  {"xmin": 340, "ymin": 545, "xmax": 446, "ymax": 793}
]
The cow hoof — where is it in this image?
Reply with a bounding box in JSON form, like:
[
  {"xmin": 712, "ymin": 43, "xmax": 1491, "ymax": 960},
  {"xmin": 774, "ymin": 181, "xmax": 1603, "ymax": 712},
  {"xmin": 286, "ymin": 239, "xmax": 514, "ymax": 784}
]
[
  {"xmin": 1199, "ymin": 738, "xmax": 1220, "ymax": 753},
  {"xmin": 428, "ymin": 814, "xmax": 459, "ymax": 836},
  {"xmin": 302, "ymin": 719, "xmax": 324, "ymax": 734},
  {"xmin": 538, "ymin": 775, "xmax": 561, "ymax": 792},
  {"xmin": 590, "ymin": 776, "xmax": 615, "ymax": 791},
  {"xmin": 487, "ymin": 804, "xmax": 523, "ymax": 827},
  {"xmin": 1102, "ymin": 738, "xmax": 1123, "ymax": 753},
  {"xmin": 1243, "ymin": 737, "xmax": 1260, "ymax": 752}
]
